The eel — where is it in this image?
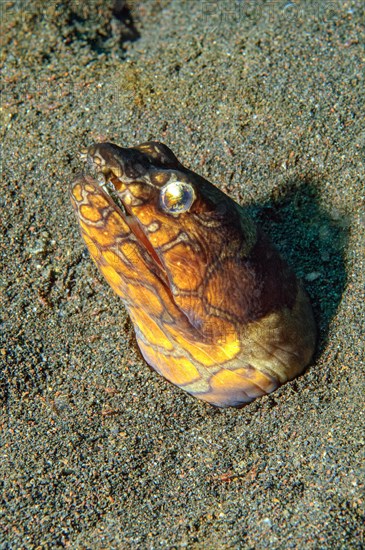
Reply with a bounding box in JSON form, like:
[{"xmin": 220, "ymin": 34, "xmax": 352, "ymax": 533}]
[{"xmin": 70, "ymin": 141, "xmax": 316, "ymax": 408}]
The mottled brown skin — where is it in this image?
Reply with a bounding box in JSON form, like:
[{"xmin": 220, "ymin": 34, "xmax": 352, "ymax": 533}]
[{"xmin": 70, "ymin": 141, "xmax": 316, "ymax": 408}]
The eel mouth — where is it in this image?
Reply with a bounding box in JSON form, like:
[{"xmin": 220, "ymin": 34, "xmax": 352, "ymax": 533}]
[{"xmin": 97, "ymin": 171, "xmax": 171, "ymax": 290}]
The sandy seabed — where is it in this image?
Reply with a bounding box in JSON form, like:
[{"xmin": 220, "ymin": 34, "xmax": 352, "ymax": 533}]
[{"xmin": 1, "ymin": 1, "xmax": 364, "ymax": 548}]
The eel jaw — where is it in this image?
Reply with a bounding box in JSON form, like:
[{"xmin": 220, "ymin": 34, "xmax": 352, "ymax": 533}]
[{"xmin": 98, "ymin": 172, "xmax": 171, "ymax": 291}]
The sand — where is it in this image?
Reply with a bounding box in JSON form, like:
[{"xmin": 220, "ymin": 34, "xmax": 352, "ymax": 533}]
[{"xmin": 1, "ymin": 0, "xmax": 364, "ymax": 547}]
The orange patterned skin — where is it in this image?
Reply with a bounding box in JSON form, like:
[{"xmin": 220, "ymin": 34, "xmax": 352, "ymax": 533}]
[{"xmin": 70, "ymin": 142, "xmax": 316, "ymax": 408}]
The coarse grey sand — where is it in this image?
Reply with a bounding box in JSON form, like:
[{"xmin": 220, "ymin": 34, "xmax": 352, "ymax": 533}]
[{"xmin": 1, "ymin": 1, "xmax": 364, "ymax": 547}]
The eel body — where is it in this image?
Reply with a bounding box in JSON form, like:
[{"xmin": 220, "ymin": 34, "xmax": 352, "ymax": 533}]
[{"xmin": 70, "ymin": 141, "xmax": 316, "ymax": 408}]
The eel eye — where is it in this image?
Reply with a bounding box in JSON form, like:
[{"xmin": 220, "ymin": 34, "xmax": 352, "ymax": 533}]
[{"xmin": 160, "ymin": 181, "xmax": 195, "ymax": 214}]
